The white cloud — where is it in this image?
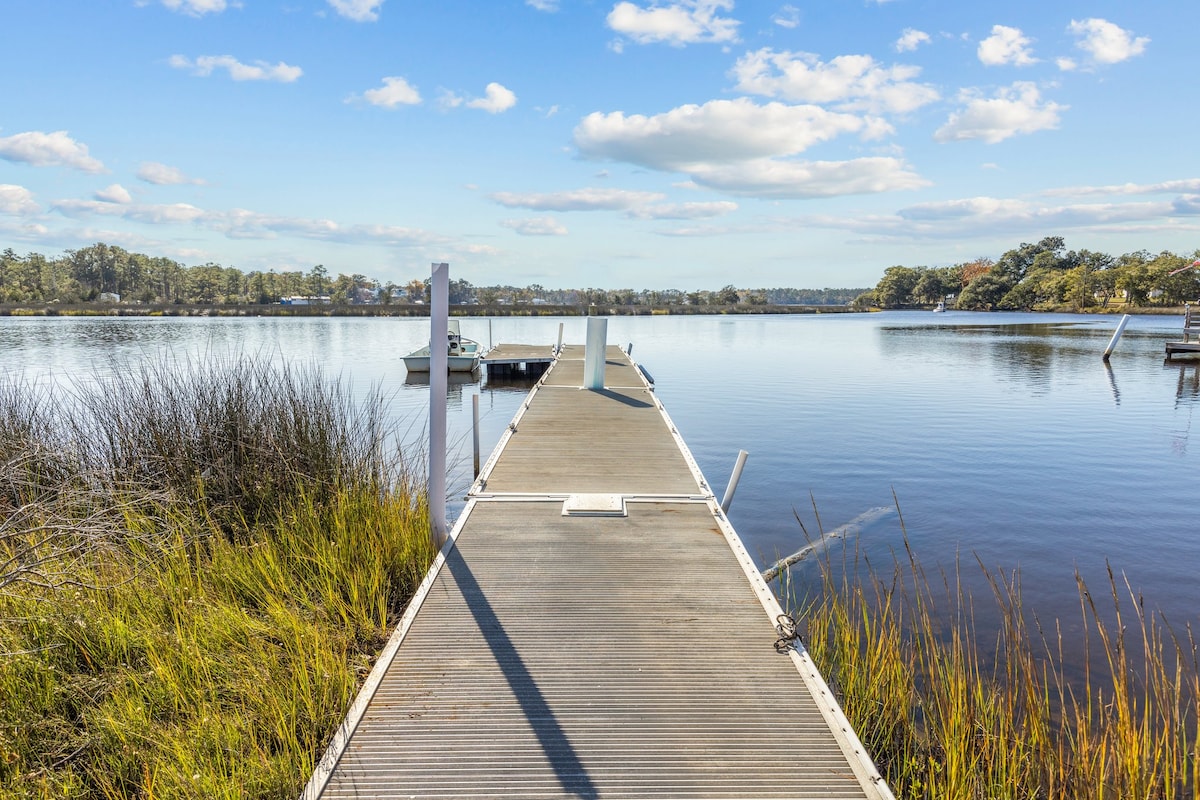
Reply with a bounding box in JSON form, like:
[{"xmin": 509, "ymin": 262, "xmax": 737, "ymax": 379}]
[
  {"xmin": 356, "ymin": 76, "xmax": 422, "ymax": 108},
  {"xmin": 1056, "ymin": 57, "xmax": 1078, "ymax": 72},
  {"xmin": 685, "ymin": 157, "xmax": 927, "ymax": 198},
  {"xmin": 895, "ymin": 28, "xmax": 931, "ymax": 53},
  {"xmin": 0, "ymin": 185, "xmax": 40, "ymax": 215},
  {"xmin": 575, "ymin": 98, "xmax": 874, "ymax": 171},
  {"xmin": 934, "ymin": 82, "xmax": 1065, "ymax": 144},
  {"xmin": 1068, "ymin": 18, "xmax": 1149, "ymax": 65},
  {"xmin": 327, "ymin": 0, "xmax": 383, "ymax": 22},
  {"xmin": 978, "ymin": 25, "xmax": 1037, "ymax": 67},
  {"xmin": 94, "ymin": 184, "xmax": 133, "ymax": 204},
  {"xmin": 53, "ymin": 199, "xmax": 207, "ymax": 225},
  {"xmin": 0, "ymin": 131, "xmax": 105, "ymax": 174},
  {"xmin": 732, "ymin": 49, "xmax": 939, "ymax": 114},
  {"xmin": 574, "ymin": 98, "xmax": 923, "ymax": 198},
  {"xmin": 627, "ymin": 200, "xmax": 738, "ymax": 219},
  {"xmin": 500, "ymin": 217, "xmax": 568, "ymax": 236},
  {"xmin": 526, "ymin": 0, "xmax": 558, "ymax": 10},
  {"xmin": 48, "ymin": 195, "xmax": 452, "ymax": 247},
  {"xmin": 792, "ymin": 195, "xmax": 1188, "ymax": 242},
  {"xmin": 772, "ymin": 5, "xmax": 800, "ymax": 29},
  {"xmin": 607, "ymin": 0, "xmax": 739, "ymax": 47},
  {"xmin": 137, "ymin": 162, "xmax": 203, "ymax": 185},
  {"xmin": 150, "ymin": 0, "xmax": 230, "ymax": 16},
  {"xmin": 489, "ymin": 188, "xmax": 666, "ymax": 211},
  {"xmin": 467, "ymin": 83, "xmax": 518, "ymax": 113},
  {"xmin": 169, "ymin": 54, "xmax": 302, "ymax": 82},
  {"xmin": 1041, "ymin": 179, "xmax": 1200, "ymax": 197},
  {"xmin": 439, "ymin": 90, "xmax": 465, "ymax": 110}
]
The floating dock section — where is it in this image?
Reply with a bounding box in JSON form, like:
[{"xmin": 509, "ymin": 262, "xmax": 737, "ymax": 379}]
[
  {"xmin": 302, "ymin": 344, "xmax": 893, "ymax": 799},
  {"xmin": 480, "ymin": 343, "xmax": 557, "ymax": 378}
]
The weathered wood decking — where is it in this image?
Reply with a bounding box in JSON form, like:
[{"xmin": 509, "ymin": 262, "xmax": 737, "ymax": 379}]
[{"xmin": 302, "ymin": 345, "xmax": 893, "ymax": 799}]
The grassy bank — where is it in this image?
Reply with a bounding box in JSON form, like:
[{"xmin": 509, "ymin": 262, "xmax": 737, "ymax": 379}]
[
  {"xmin": 0, "ymin": 358, "xmax": 436, "ymax": 798},
  {"xmin": 782, "ymin": 509, "xmax": 1199, "ymax": 799}
]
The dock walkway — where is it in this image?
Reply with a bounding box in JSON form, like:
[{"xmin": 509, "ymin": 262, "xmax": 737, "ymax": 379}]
[{"xmin": 302, "ymin": 345, "xmax": 892, "ymax": 799}]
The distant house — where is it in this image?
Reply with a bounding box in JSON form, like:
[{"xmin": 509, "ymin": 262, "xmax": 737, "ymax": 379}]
[
  {"xmin": 281, "ymin": 295, "xmax": 332, "ymax": 306},
  {"xmin": 98, "ymin": 292, "xmax": 121, "ymax": 303}
]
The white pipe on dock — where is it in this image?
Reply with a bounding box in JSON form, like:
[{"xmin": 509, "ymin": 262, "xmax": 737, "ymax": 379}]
[
  {"xmin": 720, "ymin": 450, "xmax": 749, "ymax": 513},
  {"xmin": 1102, "ymin": 314, "xmax": 1131, "ymax": 361},
  {"xmin": 430, "ymin": 263, "xmax": 449, "ymax": 543},
  {"xmin": 584, "ymin": 317, "xmax": 607, "ymax": 390}
]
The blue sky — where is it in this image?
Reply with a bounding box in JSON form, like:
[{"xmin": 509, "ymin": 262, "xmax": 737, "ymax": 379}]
[{"xmin": 2, "ymin": 1, "xmax": 1195, "ymax": 289}]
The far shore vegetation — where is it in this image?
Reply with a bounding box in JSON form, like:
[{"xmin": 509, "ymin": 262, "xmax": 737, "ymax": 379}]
[
  {"xmin": 3, "ymin": 236, "xmax": 1199, "ymax": 319},
  {"xmin": 0, "ymin": 243, "xmax": 861, "ymax": 313},
  {"xmin": 860, "ymin": 235, "xmax": 1200, "ymax": 313}
]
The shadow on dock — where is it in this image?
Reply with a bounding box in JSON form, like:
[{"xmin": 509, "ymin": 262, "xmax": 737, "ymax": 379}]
[{"xmin": 444, "ymin": 545, "xmax": 599, "ymax": 800}]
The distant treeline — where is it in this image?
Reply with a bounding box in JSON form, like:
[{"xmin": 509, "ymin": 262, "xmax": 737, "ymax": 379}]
[
  {"xmin": 0, "ymin": 243, "xmax": 863, "ymax": 308},
  {"xmin": 859, "ymin": 236, "xmax": 1200, "ymax": 311}
]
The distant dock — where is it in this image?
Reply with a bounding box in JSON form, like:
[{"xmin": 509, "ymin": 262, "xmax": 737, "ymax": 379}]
[{"xmin": 302, "ymin": 343, "xmax": 893, "ymax": 799}]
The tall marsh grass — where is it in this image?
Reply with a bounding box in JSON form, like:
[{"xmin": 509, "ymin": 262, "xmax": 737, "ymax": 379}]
[
  {"xmin": 0, "ymin": 357, "xmax": 436, "ymax": 798},
  {"xmin": 783, "ymin": 507, "xmax": 1200, "ymax": 799}
]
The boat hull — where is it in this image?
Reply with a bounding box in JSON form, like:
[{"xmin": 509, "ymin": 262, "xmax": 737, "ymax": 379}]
[{"xmin": 403, "ymin": 353, "xmax": 480, "ymax": 372}]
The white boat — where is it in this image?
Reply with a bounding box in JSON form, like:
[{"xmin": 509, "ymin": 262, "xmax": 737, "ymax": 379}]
[
  {"xmin": 933, "ymin": 300, "xmax": 946, "ymax": 312},
  {"xmin": 403, "ymin": 321, "xmax": 481, "ymax": 372}
]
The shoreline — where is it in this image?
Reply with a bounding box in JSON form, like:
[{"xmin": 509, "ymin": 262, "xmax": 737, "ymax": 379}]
[{"xmin": 0, "ymin": 303, "xmax": 1187, "ymax": 318}]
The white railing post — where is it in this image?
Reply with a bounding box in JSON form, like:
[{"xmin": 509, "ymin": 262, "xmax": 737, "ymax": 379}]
[{"xmin": 430, "ymin": 263, "xmax": 449, "ymax": 543}]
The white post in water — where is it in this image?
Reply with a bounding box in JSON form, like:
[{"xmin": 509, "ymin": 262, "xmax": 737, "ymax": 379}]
[
  {"xmin": 429, "ymin": 263, "xmax": 449, "ymax": 543},
  {"xmin": 1103, "ymin": 314, "xmax": 1132, "ymax": 361},
  {"xmin": 583, "ymin": 317, "xmax": 608, "ymax": 389},
  {"xmin": 721, "ymin": 450, "xmax": 749, "ymax": 513}
]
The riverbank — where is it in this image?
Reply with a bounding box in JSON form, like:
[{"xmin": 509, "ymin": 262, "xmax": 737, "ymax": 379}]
[
  {"xmin": 0, "ymin": 302, "xmax": 858, "ymax": 318},
  {"xmin": 0, "ymin": 357, "xmax": 436, "ymax": 797},
  {"xmin": 783, "ymin": 522, "xmax": 1200, "ymax": 799}
]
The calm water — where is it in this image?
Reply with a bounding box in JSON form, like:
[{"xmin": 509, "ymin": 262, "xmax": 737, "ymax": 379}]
[{"xmin": 2, "ymin": 311, "xmax": 1196, "ymax": 641}]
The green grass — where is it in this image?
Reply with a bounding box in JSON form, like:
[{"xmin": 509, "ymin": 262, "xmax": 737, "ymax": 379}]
[
  {"xmin": 0, "ymin": 357, "xmax": 436, "ymax": 798},
  {"xmin": 780, "ymin": 504, "xmax": 1200, "ymax": 799}
]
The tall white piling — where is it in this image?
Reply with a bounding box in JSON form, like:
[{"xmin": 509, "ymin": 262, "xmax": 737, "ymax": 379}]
[
  {"xmin": 1103, "ymin": 314, "xmax": 1131, "ymax": 361},
  {"xmin": 584, "ymin": 317, "xmax": 608, "ymax": 390},
  {"xmin": 429, "ymin": 263, "xmax": 449, "ymax": 544},
  {"xmin": 472, "ymin": 394, "xmax": 481, "ymax": 477}
]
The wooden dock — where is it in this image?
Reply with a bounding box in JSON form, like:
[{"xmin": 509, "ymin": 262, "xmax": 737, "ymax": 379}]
[
  {"xmin": 1166, "ymin": 305, "xmax": 1200, "ymax": 357},
  {"xmin": 301, "ymin": 344, "xmax": 893, "ymax": 799}
]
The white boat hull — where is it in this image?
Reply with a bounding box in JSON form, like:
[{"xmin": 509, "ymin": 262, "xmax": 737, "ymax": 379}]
[{"xmin": 403, "ymin": 352, "xmax": 480, "ymax": 372}]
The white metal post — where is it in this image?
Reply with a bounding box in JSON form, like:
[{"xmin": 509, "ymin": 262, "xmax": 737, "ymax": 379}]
[
  {"xmin": 556, "ymin": 322, "xmax": 564, "ymax": 356},
  {"xmin": 472, "ymin": 393, "xmax": 481, "ymax": 478},
  {"xmin": 1103, "ymin": 314, "xmax": 1131, "ymax": 361},
  {"xmin": 430, "ymin": 263, "xmax": 449, "ymax": 543},
  {"xmin": 584, "ymin": 317, "xmax": 607, "ymax": 389},
  {"xmin": 720, "ymin": 450, "xmax": 749, "ymax": 513}
]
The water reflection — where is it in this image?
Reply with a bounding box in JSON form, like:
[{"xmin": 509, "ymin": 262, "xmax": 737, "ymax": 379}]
[
  {"xmin": 1104, "ymin": 362, "xmax": 1121, "ymax": 406},
  {"xmin": 1170, "ymin": 361, "xmax": 1200, "ymax": 405}
]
